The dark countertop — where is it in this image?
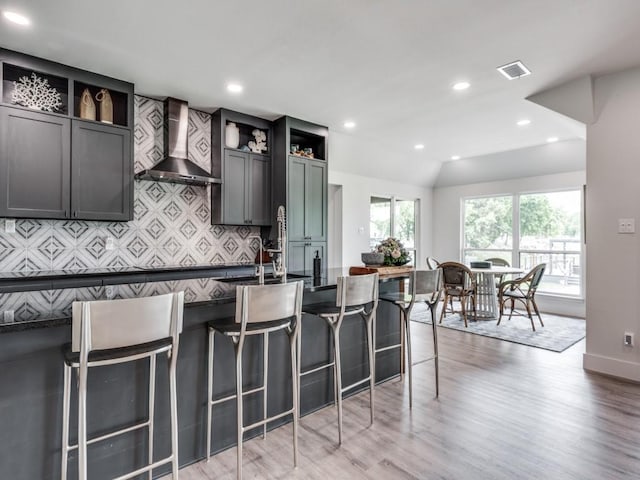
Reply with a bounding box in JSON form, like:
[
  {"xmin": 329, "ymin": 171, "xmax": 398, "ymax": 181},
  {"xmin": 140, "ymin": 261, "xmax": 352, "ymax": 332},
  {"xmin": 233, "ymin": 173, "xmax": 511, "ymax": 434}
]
[
  {"xmin": 0, "ymin": 263, "xmax": 278, "ymax": 293},
  {"xmin": 0, "ymin": 267, "xmax": 407, "ymax": 333}
]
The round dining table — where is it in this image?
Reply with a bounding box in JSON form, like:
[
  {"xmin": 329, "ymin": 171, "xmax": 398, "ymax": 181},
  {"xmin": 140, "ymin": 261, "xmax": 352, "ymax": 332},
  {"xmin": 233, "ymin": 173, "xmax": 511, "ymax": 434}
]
[{"xmin": 468, "ymin": 265, "xmax": 524, "ymax": 320}]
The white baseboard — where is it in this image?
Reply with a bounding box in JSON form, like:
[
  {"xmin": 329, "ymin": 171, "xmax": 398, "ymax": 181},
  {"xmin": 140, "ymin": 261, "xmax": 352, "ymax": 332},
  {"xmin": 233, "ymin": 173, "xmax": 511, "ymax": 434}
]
[{"xmin": 583, "ymin": 353, "xmax": 640, "ymax": 382}]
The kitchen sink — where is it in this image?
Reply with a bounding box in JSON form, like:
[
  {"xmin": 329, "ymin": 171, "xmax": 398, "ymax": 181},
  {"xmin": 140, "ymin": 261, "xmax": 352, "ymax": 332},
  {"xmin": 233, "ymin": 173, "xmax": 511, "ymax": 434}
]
[{"xmin": 219, "ymin": 273, "xmax": 310, "ymax": 285}]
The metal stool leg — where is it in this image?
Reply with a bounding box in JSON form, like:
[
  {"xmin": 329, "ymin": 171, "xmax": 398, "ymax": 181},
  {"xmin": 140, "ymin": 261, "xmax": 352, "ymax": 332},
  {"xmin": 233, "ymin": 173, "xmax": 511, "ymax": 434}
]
[
  {"xmin": 404, "ymin": 307, "xmax": 413, "ymax": 408},
  {"xmin": 148, "ymin": 354, "xmax": 157, "ymax": 480},
  {"xmin": 206, "ymin": 330, "xmax": 215, "ymax": 462},
  {"xmin": 169, "ymin": 350, "xmax": 179, "ymax": 478},
  {"xmin": 235, "ymin": 342, "xmax": 244, "ymax": 480},
  {"xmin": 289, "ymin": 330, "xmax": 299, "ymax": 467},
  {"xmin": 78, "ymin": 363, "xmax": 88, "ymax": 480},
  {"xmin": 331, "ymin": 323, "xmax": 343, "ymax": 445},
  {"xmin": 429, "ymin": 302, "xmax": 439, "ymax": 397},
  {"xmin": 61, "ymin": 363, "xmax": 71, "ymax": 480},
  {"xmin": 365, "ymin": 314, "xmax": 375, "ymax": 426},
  {"xmin": 263, "ymin": 332, "xmax": 269, "ymax": 439}
]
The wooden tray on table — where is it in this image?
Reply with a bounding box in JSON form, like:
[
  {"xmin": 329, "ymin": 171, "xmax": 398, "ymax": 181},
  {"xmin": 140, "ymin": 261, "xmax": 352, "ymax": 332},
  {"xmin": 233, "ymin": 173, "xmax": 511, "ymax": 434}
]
[{"xmin": 349, "ymin": 265, "xmax": 414, "ymax": 277}]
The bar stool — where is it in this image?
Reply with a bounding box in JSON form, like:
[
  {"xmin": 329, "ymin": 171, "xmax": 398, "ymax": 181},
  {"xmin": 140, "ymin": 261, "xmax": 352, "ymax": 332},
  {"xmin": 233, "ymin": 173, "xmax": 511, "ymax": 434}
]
[
  {"xmin": 206, "ymin": 281, "xmax": 303, "ymax": 480},
  {"xmin": 379, "ymin": 269, "xmax": 443, "ymax": 406},
  {"xmin": 301, "ymin": 272, "xmax": 378, "ymax": 445},
  {"xmin": 61, "ymin": 292, "xmax": 184, "ymax": 480}
]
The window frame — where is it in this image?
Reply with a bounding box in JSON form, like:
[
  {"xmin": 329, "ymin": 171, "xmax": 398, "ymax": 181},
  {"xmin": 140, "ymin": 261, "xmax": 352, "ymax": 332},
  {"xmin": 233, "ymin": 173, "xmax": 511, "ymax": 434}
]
[
  {"xmin": 370, "ymin": 195, "xmax": 419, "ymax": 265},
  {"xmin": 461, "ymin": 187, "xmax": 584, "ymax": 299}
]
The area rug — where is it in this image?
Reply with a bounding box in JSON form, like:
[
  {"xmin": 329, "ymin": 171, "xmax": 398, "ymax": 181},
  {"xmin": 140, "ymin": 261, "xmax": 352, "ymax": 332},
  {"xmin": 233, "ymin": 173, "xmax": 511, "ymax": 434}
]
[{"xmin": 410, "ymin": 304, "xmax": 585, "ymax": 352}]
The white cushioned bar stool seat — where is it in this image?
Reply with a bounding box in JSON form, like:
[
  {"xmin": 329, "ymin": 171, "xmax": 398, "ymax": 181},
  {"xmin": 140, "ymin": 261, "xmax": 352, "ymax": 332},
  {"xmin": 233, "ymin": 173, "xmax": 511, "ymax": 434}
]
[{"xmin": 61, "ymin": 292, "xmax": 184, "ymax": 480}]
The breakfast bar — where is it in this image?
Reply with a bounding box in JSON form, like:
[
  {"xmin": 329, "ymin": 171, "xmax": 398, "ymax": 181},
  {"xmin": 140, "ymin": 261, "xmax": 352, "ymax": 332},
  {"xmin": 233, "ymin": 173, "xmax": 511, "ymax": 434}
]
[{"xmin": 0, "ymin": 265, "xmax": 406, "ymax": 480}]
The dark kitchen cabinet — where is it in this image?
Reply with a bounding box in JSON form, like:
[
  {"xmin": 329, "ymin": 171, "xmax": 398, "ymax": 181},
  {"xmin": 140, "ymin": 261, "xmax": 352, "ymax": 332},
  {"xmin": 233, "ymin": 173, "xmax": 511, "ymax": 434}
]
[
  {"xmin": 211, "ymin": 108, "xmax": 272, "ymax": 226},
  {"xmin": 220, "ymin": 150, "xmax": 270, "ymax": 225},
  {"xmin": 287, "ymin": 155, "xmax": 327, "ymax": 242},
  {"xmin": 288, "ymin": 241, "xmax": 326, "ymax": 275},
  {"xmin": 72, "ymin": 120, "xmax": 132, "ymax": 221},
  {"xmin": 0, "ymin": 106, "xmax": 70, "ymax": 218},
  {"xmin": 273, "ymin": 116, "xmax": 328, "ymax": 273},
  {"xmin": 0, "ymin": 48, "xmax": 134, "ymax": 221}
]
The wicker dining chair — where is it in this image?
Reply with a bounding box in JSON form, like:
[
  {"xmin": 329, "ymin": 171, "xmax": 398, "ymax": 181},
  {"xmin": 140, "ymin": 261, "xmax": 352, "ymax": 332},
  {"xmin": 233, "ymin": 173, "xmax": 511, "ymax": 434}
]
[
  {"xmin": 426, "ymin": 257, "xmax": 440, "ymax": 270},
  {"xmin": 497, "ymin": 263, "xmax": 546, "ymax": 331},
  {"xmin": 438, "ymin": 261, "xmax": 477, "ymax": 327},
  {"xmin": 485, "ymin": 257, "xmax": 510, "ymax": 288}
]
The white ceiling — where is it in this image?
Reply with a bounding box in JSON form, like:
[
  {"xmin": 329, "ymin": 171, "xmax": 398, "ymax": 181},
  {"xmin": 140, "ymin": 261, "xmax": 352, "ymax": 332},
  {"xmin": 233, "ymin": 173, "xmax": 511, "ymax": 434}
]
[{"xmin": 2, "ymin": 0, "xmax": 640, "ymax": 186}]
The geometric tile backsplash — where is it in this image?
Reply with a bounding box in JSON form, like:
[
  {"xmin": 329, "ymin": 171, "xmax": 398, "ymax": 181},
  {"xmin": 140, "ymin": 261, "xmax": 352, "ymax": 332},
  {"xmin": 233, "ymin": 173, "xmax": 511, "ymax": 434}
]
[{"xmin": 0, "ymin": 95, "xmax": 260, "ymax": 272}]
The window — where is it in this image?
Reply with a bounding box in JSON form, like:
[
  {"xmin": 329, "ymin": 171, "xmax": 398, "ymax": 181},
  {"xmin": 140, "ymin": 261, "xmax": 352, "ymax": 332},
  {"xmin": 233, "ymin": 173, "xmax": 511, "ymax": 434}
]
[
  {"xmin": 463, "ymin": 189, "xmax": 583, "ymax": 297},
  {"xmin": 370, "ymin": 196, "xmax": 418, "ymax": 264}
]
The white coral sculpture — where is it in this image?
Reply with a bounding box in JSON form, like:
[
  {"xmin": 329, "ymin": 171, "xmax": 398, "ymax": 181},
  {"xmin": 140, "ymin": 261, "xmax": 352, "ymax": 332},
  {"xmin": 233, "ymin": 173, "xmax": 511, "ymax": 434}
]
[
  {"xmin": 248, "ymin": 129, "xmax": 267, "ymax": 153},
  {"xmin": 11, "ymin": 73, "xmax": 62, "ymax": 112}
]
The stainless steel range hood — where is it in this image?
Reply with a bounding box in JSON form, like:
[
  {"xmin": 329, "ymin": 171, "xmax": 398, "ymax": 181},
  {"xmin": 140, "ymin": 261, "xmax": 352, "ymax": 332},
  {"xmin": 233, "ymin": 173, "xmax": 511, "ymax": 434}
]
[{"xmin": 136, "ymin": 97, "xmax": 221, "ymax": 186}]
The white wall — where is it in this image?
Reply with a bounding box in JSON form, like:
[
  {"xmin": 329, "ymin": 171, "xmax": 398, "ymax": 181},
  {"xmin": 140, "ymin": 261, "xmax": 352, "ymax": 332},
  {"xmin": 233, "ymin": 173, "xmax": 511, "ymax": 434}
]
[
  {"xmin": 433, "ymin": 170, "xmax": 586, "ymax": 318},
  {"xmin": 583, "ymin": 65, "xmax": 640, "ymax": 382},
  {"xmin": 328, "ymin": 130, "xmax": 434, "ymax": 269},
  {"xmin": 328, "ymin": 170, "xmax": 433, "ymax": 269}
]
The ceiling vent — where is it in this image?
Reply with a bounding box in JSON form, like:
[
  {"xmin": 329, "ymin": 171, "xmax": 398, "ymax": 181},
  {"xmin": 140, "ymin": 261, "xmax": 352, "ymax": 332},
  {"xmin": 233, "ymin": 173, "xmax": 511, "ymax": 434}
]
[{"xmin": 497, "ymin": 60, "xmax": 531, "ymax": 80}]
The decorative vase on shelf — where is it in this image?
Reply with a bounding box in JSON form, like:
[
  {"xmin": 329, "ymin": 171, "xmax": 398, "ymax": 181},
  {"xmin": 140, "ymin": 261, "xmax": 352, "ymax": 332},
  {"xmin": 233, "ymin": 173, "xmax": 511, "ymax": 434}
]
[
  {"xmin": 95, "ymin": 88, "xmax": 113, "ymax": 124},
  {"xmin": 79, "ymin": 88, "xmax": 96, "ymax": 120},
  {"xmin": 225, "ymin": 122, "xmax": 240, "ymax": 148}
]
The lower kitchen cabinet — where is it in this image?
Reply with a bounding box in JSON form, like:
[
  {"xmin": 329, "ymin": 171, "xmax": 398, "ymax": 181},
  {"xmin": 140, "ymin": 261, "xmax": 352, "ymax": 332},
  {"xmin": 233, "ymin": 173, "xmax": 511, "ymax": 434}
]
[{"xmin": 288, "ymin": 241, "xmax": 326, "ymax": 275}]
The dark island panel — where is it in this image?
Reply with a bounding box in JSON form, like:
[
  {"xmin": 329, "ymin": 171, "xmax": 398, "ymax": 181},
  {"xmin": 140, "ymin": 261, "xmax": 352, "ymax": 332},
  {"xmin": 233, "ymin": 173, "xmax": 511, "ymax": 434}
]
[{"xmin": 0, "ymin": 270, "xmax": 406, "ymax": 479}]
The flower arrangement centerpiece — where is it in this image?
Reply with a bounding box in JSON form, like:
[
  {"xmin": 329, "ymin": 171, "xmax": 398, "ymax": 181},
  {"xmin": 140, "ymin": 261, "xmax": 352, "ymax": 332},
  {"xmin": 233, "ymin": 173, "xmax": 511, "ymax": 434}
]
[{"xmin": 375, "ymin": 237, "xmax": 411, "ymax": 266}]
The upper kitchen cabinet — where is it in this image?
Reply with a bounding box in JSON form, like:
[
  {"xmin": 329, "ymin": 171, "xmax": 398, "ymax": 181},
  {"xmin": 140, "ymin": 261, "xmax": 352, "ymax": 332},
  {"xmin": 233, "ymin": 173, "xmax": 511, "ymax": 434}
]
[
  {"xmin": 0, "ymin": 48, "xmax": 134, "ymax": 221},
  {"xmin": 211, "ymin": 108, "xmax": 272, "ymax": 226},
  {"xmin": 272, "ymin": 116, "xmax": 328, "ymax": 272}
]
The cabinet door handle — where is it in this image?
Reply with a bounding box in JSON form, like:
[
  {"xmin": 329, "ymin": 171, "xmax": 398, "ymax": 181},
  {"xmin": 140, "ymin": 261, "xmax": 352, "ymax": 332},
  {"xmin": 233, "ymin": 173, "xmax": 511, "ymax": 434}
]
[
  {"xmin": 64, "ymin": 210, "xmax": 69, "ymax": 218},
  {"xmin": 73, "ymin": 211, "xmax": 78, "ymax": 218}
]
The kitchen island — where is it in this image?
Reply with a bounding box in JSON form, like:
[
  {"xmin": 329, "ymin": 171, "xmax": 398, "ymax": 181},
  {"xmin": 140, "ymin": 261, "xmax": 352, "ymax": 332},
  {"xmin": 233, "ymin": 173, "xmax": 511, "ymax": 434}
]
[{"xmin": 0, "ymin": 266, "xmax": 406, "ymax": 480}]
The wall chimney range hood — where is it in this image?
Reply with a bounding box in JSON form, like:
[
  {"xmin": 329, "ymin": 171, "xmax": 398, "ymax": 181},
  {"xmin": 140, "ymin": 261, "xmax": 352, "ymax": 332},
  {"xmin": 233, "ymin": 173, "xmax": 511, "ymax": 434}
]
[{"xmin": 136, "ymin": 97, "xmax": 221, "ymax": 186}]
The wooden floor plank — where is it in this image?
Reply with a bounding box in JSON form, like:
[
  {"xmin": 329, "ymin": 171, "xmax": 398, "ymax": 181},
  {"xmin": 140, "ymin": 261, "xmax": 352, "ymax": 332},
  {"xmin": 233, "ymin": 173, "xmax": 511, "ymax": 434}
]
[{"xmin": 164, "ymin": 317, "xmax": 640, "ymax": 479}]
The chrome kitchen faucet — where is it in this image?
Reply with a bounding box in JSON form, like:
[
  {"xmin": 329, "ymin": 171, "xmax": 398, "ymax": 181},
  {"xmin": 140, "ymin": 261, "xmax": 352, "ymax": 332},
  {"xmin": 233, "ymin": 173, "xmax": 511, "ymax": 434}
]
[{"xmin": 267, "ymin": 206, "xmax": 287, "ymax": 282}]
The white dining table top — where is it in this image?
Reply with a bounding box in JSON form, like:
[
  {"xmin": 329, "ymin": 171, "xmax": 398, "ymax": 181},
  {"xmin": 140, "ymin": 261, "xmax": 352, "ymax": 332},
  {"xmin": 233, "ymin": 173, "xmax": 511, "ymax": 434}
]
[{"xmin": 467, "ymin": 265, "xmax": 524, "ymax": 275}]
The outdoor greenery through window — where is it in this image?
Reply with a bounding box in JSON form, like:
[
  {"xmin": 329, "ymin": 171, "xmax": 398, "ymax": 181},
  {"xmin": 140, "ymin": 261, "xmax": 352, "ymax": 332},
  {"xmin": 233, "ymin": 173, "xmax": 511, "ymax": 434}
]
[
  {"xmin": 463, "ymin": 189, "xmax": 583, "ymax": 296},
  {"xmin": 370, "ymin": 196, "xmax": 417, "ymax": 265}
]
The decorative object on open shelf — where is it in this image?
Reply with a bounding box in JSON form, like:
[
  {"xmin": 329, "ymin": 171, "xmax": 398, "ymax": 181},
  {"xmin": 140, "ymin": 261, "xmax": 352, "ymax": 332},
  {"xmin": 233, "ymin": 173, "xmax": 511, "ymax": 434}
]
[
  {"xmin": 95, "ymin": 88, "xmax": 113, "ymax": 123},
  {"xmin": 361, "ymin": 251, "xmax": 385, "ymax": 266},
  {"xmin": 79, "ymin": 88, "xmax": 96, "ymax": 120},
  {"xmin": 375, "ymin": 237, "xmax": 411, "ymax": 266},
  {"xmin": 290, "ymin": 147, "xmax": 315, "ymax": 158},
  {"xmin": 11, "ymin": 72, "xmax": 62, "ymax": 112},
  {"xmin": 248, "ymin": 128, "xmax": 267, "ymax": 153},
  {"xmin": 225, "ymin": 122, "xmax": 240, "ymax": 148}
]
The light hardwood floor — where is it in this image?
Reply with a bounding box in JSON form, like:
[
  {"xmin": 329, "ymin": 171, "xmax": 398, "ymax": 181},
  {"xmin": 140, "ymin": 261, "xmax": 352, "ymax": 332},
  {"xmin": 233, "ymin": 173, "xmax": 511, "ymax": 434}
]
[{"xmin": 167, "ymin": 317, "xmax": 640, "ymax": 480}]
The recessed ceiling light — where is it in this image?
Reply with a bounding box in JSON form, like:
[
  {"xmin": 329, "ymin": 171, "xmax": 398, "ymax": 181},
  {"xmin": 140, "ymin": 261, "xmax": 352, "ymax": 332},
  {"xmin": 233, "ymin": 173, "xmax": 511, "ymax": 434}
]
[
  {"xmin": 450, "ymin": 155, "xmax": 461, "ymax": 160},
  {"xmin": 547, "ymin": 136, "xmax": 559, "ymax": 143},
  {"xmin": 343, "ymin": 121, "xmax": 356, "ymax": 129},
  {"xmin": 452, "ymin": 82, "xmax": 470, "ymax": 91},
  {"xmin": 414, "ymin": 144, "xmax": 425, "ymax": 150},
  {"xmin": 3, "ymin": 11, "xmax": 31, "ymax": 26},
  {"xmin": 517, "ymin": 119, "xmax": 531, "ymax": 126},
  {"xmin": 226, "ymin": 83, "xmax": 243, "ymax": 94}
]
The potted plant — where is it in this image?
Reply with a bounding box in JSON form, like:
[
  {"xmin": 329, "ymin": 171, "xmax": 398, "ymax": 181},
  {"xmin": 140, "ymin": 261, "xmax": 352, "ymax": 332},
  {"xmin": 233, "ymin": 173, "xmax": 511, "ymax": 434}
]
[{"xmin": 375, "ymin": 237, "xmax": 411, "ymax": 266}]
